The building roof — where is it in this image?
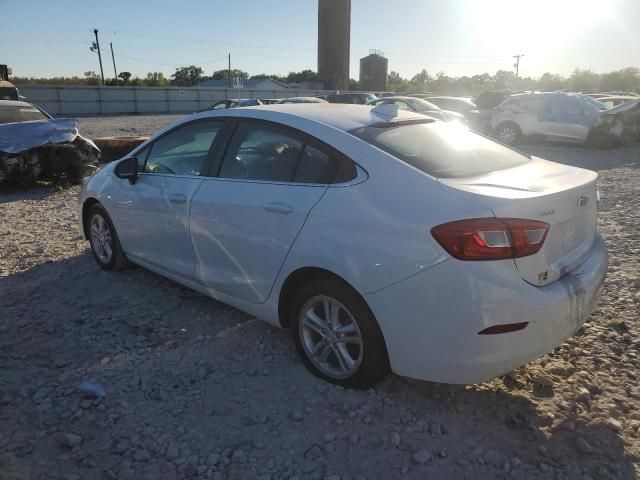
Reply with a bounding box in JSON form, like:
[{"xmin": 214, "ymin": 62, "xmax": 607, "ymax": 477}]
[{"xmin": 195, "ymin": 78, "xmax": 289, "ymax": 89}]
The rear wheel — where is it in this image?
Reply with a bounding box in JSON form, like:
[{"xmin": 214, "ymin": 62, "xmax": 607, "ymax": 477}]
[
  {"xmin": 87, "ymin": 204, "xmax": 129, "ymax": 271},
  {"xmin": 290, "ymin": 277, "xmax": 389, "ymax": 388},
  {"xmin": 496, "ymin": 122, "xmax": 522, "ymax": 146}
]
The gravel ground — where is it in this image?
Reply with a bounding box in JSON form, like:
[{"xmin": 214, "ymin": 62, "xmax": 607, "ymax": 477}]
[
  {"xmin": 1, "ymin": 117, "xmax": 639, "ymax": 479},
  {"xmin": 76, "ymin": 114, "xmax": 185, "ymax": 138}
]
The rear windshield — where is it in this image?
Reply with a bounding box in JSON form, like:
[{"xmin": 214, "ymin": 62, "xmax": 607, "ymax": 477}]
[
  {"xmin": 0, "ymin": 105, "xmax": 48, "ymax": 124},
  {"xmin": 351, "ymin": 121, "xmax": 530, "ymax": 178}
]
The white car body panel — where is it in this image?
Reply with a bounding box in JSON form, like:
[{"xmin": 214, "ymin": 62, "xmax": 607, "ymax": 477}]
[
  {"xmin": 190, "ymin": 178, "xmax": 328, "ymax": 303},
  {"xmin": 113, "ymin": 173, "xmax": 204, "ymax": 278},
  {"xmin": 79, "ymin": 104, "xmax": 608, "ymax": 384}
]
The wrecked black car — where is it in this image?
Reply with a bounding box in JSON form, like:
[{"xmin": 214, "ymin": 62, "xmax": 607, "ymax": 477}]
[{"xmin": 0, "ymin": 100, "xmax": 100, "ymax": 186}]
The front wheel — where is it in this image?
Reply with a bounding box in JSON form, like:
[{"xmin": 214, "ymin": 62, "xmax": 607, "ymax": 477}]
[
  {"xmin": 290, "ymin": 278, "xmax": 389, "ymax": 388},
  {"xmin": 87, "ymin": 204, "xmax": 130, "ymax": 271}
]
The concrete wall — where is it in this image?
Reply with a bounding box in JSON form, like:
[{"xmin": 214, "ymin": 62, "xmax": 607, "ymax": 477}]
[{"xmin": 17, "ymin": 86, "xmax": 334, "ymax": 116}]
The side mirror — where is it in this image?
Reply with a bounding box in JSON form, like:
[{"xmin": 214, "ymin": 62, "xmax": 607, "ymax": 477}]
[{"xmin": 115, "ymin": 157, "xmax": 138, "ymax": 184}]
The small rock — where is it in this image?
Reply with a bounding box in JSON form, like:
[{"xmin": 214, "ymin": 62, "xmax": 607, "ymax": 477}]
[
  {"xmin": 304, "ymin": 444, "xmax": 324, "ymax": 460},
  {"xmin": 413, "ymin": 449, "xmax": 432, "ymax": 464},
  {"xmin": 606, "ymin": 418, "xmax": 623, "ymax": 432},
  {"xmin": 429, "ymin": 423, "xmax": 442, "ymax": 435},
  {"xmin": 166, "ymin": 442, "xmax": 179, "ymax": 460},
  {"xmin": 134, "ymin": 449, "xmax": 151, "ymax": 462},
  {"xmin": 349, "ymin": 432, "xmax": 359, "ymax": 445},
  {"xmin": 390, "ymin": 432, "xmax": 401, "ymax": 447},
  {"xmin": 290, "ymin": 410, "xmax": 303, "ymax": 422},
  {"xmin": 113, "ymin": 440, "xmax": 129, "ymax": 454},
  {"xmin": 207, "ymin": 453, "xmax": 220, "ymax": 465},
  {"xmin": 531, "ymin": 375, "xmax": 554, "ymax": 387},
  {"xmin": 322, "ymin": 432, "xmax": 336, "ymax": 443},
  {"xmin": 54, "ymin": 432, "xmax": 83, "ymax": 448},
  {"xmin": 576, "ymin": 437, "xmax": 594, "ymax": 454},
  {"xmin": 78, "ymin": 379, "xmax": 106, "ymax": 399},
  {"xmin": 545, "ymin": 361, "xmax": 575, "ymax": 377},
  {"xmin": 231, "ymin": 449, "xmax": 246, "ymax": 463}
]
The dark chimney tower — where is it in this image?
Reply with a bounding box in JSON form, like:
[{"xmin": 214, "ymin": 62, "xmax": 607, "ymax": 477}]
[{"xmin": 318, "ymin": 0, "xmax": 351, "ymax": 91}]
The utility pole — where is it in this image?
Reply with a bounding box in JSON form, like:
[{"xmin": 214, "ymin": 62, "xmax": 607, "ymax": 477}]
[
  {"xmin": 513, "ymin": 54, "xmax": 524, "ymax": 79},
  {"xmin": 228, "ymin": 53, "xmax": 231, "ymax": 88},
  {"xmin": 110, "ymin": 43, "xmax": 119, "ymax": 86},
  {"xmin": 90, "ymin": 29, "xmax": 105, "ymax": 85}
]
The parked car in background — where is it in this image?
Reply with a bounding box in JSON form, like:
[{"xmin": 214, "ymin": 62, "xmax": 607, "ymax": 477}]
[
  {"xmin": 79, "ymin": 103, "xmax": 606, "ymax": 387},
  {"xmin": 468, "ymin": 91, "xmax": 522, "ymax": 133},
  {"xmin": 260, "ymin": 98, "xmax": 281, "ymax": 105},
  {"xmin": 0, "ymin": 80, "xmax": 19, "ymax": 101},
  {"xmin": 373, "ymin": 92, "xmax": 395, "ymax": 98},
  {"xmin": 206, "ymin": 99, "xmax": 262, "ymax": 110},
  {"xmin": 368, "ymin": 96, "xmax": 466, "ymax": 122},
  {"xmin": 596, "ymin": 96, "xmax": 638, "ymax": 109},
  {"xmin": 424, "ymin": 96, "xmax": 477, "ymax": 115},
  {"xmin": 276, "ymin": 97, "xmax": 328, "ymax": 104},
  {"xmin": 326, "ymin": 92, "xmax": 378, "ymax": 105},
  {"xmin": 491, "ymin": 92, "xmax": 602, "ymax": 146}
]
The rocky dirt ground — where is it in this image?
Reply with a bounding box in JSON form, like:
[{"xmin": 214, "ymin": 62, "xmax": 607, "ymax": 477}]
[{"xmin": 0, "ymin": 116, "xmax": 639, "ymax": 480}]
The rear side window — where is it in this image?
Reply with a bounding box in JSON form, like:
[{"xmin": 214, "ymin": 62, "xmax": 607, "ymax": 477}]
[
  {"xmin": 351, "ymin": 121, "xmax": 530, "ymax": 178},
  {"xmin": 293, "ymin": 142, "xmax": 338, "ymax": 183},
  {"xmin": 219, "ymin": 122, "xmax": 304, "ymax": 182}
]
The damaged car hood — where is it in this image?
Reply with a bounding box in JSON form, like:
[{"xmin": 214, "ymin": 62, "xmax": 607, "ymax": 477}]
[{"xmin": 0, "ymin": 118, "xmax": 98, "ymax": 154}]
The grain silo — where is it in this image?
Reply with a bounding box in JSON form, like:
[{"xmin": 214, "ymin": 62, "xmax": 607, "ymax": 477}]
[
  {"xmin": 359, "ymin": 50, "xmax": 388, "ymax": 92},
  {"xmin": 317, "ymin": 0, "xmax": 351, "ymax": 91}
]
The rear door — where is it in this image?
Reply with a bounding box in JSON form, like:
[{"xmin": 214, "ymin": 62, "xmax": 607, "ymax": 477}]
[
  {"xmin": 540, "ymin": 95, "xmax": 590, "ymax": 142},
  {"xmin": 189, "ymin": 120, "xmax": 344, "ymax": 303}
]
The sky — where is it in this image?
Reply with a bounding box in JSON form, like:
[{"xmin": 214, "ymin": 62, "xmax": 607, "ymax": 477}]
[{"xmin": 2, "ymin": 0, "xmax": 639, "ymax": 81}]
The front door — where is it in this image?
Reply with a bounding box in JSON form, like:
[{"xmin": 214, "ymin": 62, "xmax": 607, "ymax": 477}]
[
  {"xmin": 190, "ymin": 120, "xmax": 344, "ymax": 303},
  {"xmin": 112, "ymin": 119, "xmax": 223, "ymax": 279}
]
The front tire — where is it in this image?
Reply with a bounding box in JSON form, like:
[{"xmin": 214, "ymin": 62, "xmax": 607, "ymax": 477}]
[
  {"xmin": 87, "ymin": 204, "xmax": 129, "ymax": 271},
  {"xmin": 496, "ymin": 122, "xmax": 522, "ymax": 146},
  {"xmin": 290, "ymin": 277, "xmax": 389, "ymax": 388}
]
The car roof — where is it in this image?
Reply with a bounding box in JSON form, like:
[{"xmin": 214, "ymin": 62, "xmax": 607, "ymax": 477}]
[
  {"xmin": 188, "ymin": 103, "xmax": 426, "ymax": 132},
  {"xmin": 0, "ymin": 100, "xmax": 34, "ymax": 108}
]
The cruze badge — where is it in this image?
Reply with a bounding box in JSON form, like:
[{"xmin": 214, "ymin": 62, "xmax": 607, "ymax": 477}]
[{"xmin": 577, "ymin": 195, "xmax": 589, "ymax": 208}]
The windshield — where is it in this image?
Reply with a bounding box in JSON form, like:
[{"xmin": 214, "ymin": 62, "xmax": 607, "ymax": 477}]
[
  {"xmin": 351, "ymin": 121, "xmax": 530, "ymax": 178},
  {"xmin": 0, "ymin": 105, "xmax": 49, "ymax": 124}
]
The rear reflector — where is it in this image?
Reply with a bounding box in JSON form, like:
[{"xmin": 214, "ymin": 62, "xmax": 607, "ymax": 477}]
[
  {"xmin": 431, "ymin": 218, "xmax": 549, "ymax": 260},
  {"xmin": 478, "ymin": 322, "xmax": 529, "ymax": 335}
]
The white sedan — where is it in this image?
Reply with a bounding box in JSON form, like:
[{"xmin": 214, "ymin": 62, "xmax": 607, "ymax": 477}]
[{"xmin": 78, "ymin": 104, "xmax": 607, "ymax": 388}]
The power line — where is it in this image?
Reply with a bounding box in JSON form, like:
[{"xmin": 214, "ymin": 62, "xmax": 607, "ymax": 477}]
[{"xmin": 116, "ymin": 53, "xmax": 229, "ymax": 67}]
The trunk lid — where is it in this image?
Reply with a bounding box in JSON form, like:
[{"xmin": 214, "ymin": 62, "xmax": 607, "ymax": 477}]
[{"xmin": 438, "ymin": 157, "xmax": 598, "ymax": 286}]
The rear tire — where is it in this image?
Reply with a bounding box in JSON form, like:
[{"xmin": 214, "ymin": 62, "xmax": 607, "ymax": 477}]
[
  {"xmin": 289, "ymin": 277, "xmax": 390, "ymax": 388},
  {"xmin": 87, "ymin": 204, "xmax": 130, "ymax": 271},
  {"xmin": 496, "ymin": 122, "xmax": 522, "ymax": 146}
]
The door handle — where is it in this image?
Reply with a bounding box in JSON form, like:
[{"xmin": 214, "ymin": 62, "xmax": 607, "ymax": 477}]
[
  {"xmin": 263, "ymin": 202, "xmax": 293, "ymax": 214},
  {"xmin": 168, "ymin": 193, "xmax": 187, "ymax": 204}
]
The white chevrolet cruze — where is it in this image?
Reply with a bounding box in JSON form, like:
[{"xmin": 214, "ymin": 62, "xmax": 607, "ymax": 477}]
[{"xmin": 79, "ymin": 104, "xmax": 607, "ymax": 388}]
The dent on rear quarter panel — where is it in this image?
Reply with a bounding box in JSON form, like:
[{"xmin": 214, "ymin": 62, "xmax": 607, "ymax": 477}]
[{"xmin": 277, "ymin": 146, "xmax": 494, "ymax": 295}]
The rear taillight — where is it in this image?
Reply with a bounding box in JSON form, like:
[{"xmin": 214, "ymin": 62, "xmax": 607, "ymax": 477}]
[{"xmin": 431, "ymin": 218, "xmax": 549, "ymax": 260}]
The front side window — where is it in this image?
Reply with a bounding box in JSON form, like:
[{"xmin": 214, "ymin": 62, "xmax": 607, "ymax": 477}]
[
  {"xmin": 218, "ymin": 122, "xmax": 304, "ymax": 182},
  {"xmin": 144, "ymin": 121, "xmax": 222, "ymax": 176}
]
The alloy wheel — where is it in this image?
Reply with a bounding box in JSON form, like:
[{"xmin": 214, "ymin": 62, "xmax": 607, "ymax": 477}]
[
  {"xmin": 90, "ymin": 214, "xmax": 113, "ymax": 264},
  {"xmin": 298, "ymin": 295, "xmax": 364, "ymax": 379},
  {"xmin": 498, "ymin": 126, "xmax": 517, "ymax": 144}
]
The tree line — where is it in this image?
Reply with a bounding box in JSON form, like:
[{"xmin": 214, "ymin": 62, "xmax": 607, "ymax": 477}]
[{"xmin": 10, "ymin": 66, "xmax": 640, "ymax": 94}]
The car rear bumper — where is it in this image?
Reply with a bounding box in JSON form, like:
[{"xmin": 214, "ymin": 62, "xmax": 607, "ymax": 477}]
[{"xmin": 365, "ymin": 233, "xmax": 608, "ymax": 384}]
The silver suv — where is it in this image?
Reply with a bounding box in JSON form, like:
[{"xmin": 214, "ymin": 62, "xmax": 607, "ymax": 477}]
[{"xmin": 491, "ymin": 92, "xmax": 603, "ymax": 145}]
